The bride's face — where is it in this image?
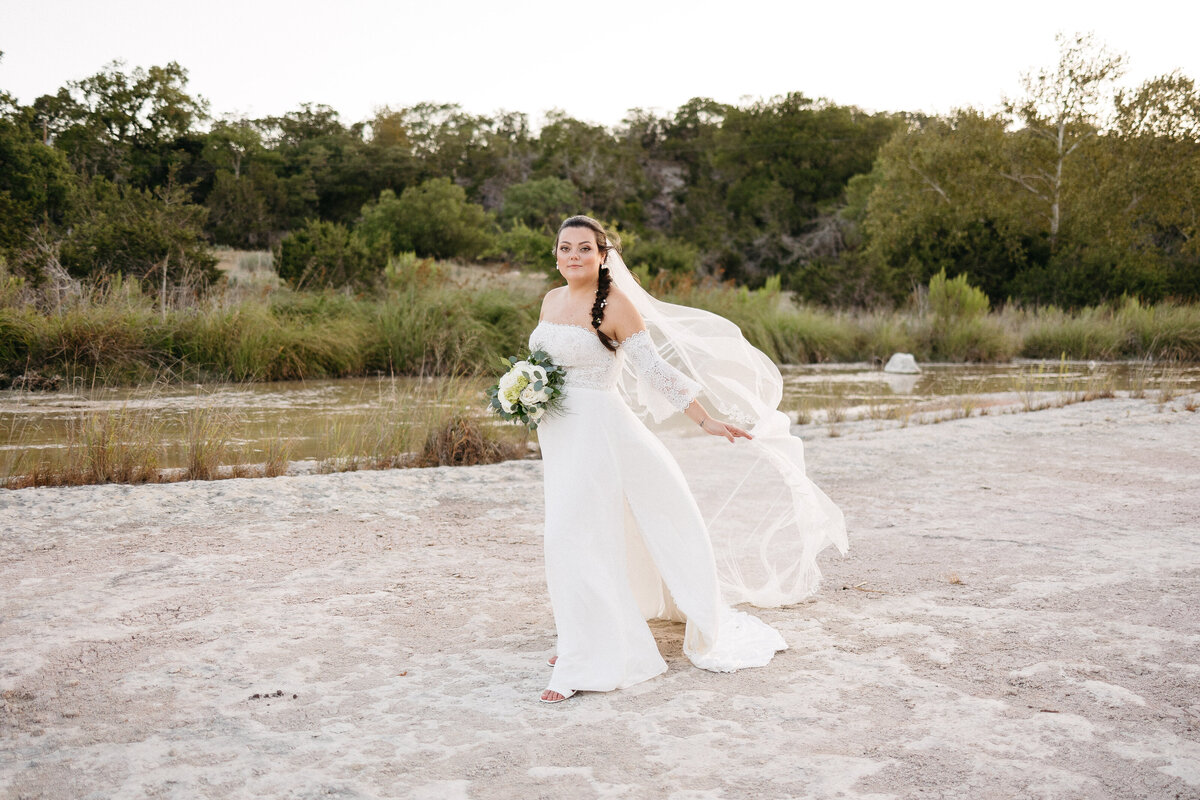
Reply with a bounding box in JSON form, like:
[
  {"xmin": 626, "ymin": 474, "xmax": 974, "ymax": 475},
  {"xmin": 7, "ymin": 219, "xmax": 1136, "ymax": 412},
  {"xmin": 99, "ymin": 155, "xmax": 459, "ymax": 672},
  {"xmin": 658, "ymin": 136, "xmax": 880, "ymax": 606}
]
[{"xmin": 555, "ymin": 227, "xmax": 603, "ymax": 282}]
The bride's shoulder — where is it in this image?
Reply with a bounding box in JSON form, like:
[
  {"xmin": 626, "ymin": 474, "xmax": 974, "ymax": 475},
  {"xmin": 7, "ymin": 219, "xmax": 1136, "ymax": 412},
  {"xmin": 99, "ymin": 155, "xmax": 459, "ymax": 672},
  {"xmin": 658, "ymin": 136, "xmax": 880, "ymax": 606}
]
[
  {"xmin": 539, "ymin": 286, "xmax": 566, "ymax": 315},
  {"xmin": 603, "ymin": 286, "xmax": 645, "ymax": 330},
  {"xmin": 605, "ymin": 286, "xmax": 638, "ymax": 314}
]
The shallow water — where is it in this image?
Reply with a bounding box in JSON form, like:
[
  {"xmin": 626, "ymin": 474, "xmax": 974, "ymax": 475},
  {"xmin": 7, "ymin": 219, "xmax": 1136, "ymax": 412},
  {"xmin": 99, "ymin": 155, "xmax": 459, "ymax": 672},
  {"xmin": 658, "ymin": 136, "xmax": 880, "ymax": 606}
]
[
  {"xmin": 2, "ymin": 361, "xmax": 1197, "ymax": 472},
  {"xmin": 778, "ymin": 359, "xmax": 1200, "ymax": 420}
]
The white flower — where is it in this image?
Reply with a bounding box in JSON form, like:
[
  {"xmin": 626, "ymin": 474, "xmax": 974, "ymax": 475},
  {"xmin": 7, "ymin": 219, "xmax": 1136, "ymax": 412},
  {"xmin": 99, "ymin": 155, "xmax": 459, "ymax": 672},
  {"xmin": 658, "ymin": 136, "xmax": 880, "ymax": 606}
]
[
  {"xmin": 528, "ymin": 405, "xmax": 545, "ymax": 422},
  {"xmin": 498, "ymin": 368, "xmax": 529, "ymax": 413},
  {"xmin": 527, "ymin": 365, "xmax": 548, "ymax": 385}
]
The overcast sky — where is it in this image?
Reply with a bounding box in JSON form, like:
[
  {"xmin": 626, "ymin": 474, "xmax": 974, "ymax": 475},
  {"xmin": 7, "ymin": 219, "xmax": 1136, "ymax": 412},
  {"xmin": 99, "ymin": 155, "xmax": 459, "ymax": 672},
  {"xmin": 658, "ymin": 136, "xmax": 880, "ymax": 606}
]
[{"xmin": 3, "ymin": 0, "xmax": 1198, "ymax": 129}]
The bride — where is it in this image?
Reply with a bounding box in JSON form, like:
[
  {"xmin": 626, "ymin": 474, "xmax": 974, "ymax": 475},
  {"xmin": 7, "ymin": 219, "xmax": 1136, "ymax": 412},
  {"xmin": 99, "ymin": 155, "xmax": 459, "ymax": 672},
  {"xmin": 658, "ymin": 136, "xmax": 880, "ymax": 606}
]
[{"xmin": 530, "ymin": 215, "xmax": 847, "ymax": 703}]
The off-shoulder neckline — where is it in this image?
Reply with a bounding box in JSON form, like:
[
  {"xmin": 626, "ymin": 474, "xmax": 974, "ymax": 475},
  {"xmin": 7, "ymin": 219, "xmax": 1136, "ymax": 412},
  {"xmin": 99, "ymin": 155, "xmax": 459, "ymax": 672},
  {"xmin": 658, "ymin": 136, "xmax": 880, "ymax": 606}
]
[{"xmin": 535, "ymin": 319, "xmax": 648, "ymax": 347}]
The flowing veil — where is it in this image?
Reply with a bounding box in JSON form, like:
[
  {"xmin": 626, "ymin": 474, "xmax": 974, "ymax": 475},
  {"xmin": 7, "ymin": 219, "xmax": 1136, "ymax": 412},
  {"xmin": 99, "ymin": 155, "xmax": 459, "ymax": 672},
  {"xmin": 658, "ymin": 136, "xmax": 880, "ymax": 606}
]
[{"xmin": 605, "ymin": 248, "xmax": 848, "ymax": 607}]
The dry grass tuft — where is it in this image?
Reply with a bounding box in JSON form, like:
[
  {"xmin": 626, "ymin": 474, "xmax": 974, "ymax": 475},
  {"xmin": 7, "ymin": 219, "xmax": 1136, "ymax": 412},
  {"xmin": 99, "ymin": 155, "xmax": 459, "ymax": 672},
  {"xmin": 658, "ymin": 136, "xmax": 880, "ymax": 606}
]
[
  {"xmin": 183, "ymin": 406, "xmax": 237, "ymax": 481},
  {"xmin": 415, "ymin": 415, "xmax": 525, "ymax": 467},
  {"xmin": 946, "ymin": 573, "xmax": 964, "ymax": 585}
]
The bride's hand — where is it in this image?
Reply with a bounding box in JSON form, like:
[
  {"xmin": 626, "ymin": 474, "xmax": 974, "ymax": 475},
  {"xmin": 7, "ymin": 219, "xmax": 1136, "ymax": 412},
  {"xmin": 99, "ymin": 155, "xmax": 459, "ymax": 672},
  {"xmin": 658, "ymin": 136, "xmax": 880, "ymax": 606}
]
[{"xmin": 700, "ymin": 418, "xmax": 753, "ymax": 442}]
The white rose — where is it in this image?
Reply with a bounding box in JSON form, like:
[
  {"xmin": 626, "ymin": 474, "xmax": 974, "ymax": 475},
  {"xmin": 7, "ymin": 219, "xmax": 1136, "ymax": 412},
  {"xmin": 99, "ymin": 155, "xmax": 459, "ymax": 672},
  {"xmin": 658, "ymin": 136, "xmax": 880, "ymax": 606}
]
[
  {"xmin": 527, "ymin": 365, "xmax": 548, "ymax": 385},
  {"xmin": 528, "ymin": 405, "xmax": 545, "ymax": 422},
  {"xmin": 519, "ymin": 384, "xmax": 541, "ymax": 405}
]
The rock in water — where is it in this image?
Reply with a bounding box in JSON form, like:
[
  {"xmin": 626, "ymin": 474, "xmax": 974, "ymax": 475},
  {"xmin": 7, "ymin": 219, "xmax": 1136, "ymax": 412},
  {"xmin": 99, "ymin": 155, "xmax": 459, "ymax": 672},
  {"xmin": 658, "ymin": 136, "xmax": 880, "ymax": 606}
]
[{"xmin": 884, "ymin": 353, "xmax": 921, "ymax": 374}]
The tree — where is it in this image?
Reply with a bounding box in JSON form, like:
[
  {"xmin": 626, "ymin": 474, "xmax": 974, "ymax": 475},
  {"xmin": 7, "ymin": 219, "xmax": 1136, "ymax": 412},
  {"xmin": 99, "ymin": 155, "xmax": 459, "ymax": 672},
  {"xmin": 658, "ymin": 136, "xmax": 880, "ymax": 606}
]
[
  {"xmin": 0, "ymin": 108, "xmax": 75, "ymax": 255},
  {"xmin": 1003, "ymin": 32, "xmax": 1125, "ymax": 248},
  {"xmin": 358, "ymin": 179, "xmax": 493, "ymax": 260},
  {"xmin": 1112, "ymin": 73, "xmax": 1200, "ymax": 299},
  {"xmin": 32, "ymin": 60, "xmax": 209, "ymax": 184},
  {"xmin": 501, "ymin": 177, "xmax": 580, "ymax": 230},
  {"xmin": 862, "ymin": 110, "xmax": 1042, "ymax": 301},
  {"xmin": 59, "ymin": 172, "xmax": 217, "ymax": 288}
]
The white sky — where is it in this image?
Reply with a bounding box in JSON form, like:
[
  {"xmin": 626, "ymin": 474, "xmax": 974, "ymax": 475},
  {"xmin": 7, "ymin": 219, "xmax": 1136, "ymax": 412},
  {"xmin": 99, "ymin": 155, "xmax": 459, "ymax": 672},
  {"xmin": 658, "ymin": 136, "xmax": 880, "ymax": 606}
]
[{"xmin": 3, "ymin": 0, "xmax": 1199, "ymax": 130}]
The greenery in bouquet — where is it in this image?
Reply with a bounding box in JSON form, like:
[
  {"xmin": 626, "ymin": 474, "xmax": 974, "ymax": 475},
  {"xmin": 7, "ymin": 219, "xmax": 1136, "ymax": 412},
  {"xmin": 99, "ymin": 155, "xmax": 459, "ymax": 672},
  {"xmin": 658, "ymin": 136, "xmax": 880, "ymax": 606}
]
[{"xmin": 486, "ymin": 351, "xmax": 565, "ymax": 430}]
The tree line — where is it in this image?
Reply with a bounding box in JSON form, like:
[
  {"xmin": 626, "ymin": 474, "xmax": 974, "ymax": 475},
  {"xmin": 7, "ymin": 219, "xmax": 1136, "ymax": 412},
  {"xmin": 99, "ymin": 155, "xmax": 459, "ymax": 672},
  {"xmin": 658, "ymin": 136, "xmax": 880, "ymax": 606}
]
[{"xmin": 1, "ymin": 33, "xmax": 1197, "ymax": 307}]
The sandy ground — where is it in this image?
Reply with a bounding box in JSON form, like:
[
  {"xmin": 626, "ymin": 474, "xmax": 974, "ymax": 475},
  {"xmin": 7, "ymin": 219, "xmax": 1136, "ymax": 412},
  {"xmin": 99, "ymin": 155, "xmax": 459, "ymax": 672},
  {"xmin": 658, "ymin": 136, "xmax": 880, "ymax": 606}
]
[{"xmin": 1, "ymin": 395, "xmax": 1198, "ymax": 800}]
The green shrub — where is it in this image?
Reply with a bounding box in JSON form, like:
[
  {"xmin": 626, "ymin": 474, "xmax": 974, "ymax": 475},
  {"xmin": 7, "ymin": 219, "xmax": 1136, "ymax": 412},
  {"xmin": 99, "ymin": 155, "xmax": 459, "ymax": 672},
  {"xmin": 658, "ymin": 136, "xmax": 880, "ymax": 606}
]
[
  {"xmin": 929, "ymin": 269, "xmax": 989, "ymax": 320},
  {"xmin": 275, "ymin": 219, "xmax": 378, "ymax": 289},
  {"xmin": 627, "ymin": 236, "xmax": 701, "ymax": 274},
  {"xmin": 500, "ymin": 178, "xmax": 580, "ymax": 230},
  {"xmin": 359, "ymin": 179, "xmax": 494, "ymax": 260},
  {"xmin": 59, "ymin": 177, "xmax": 217, "ymax": 286},
  {"xmin": 490, "ymin": 223, "xmax": 554, "ymax": 270}
]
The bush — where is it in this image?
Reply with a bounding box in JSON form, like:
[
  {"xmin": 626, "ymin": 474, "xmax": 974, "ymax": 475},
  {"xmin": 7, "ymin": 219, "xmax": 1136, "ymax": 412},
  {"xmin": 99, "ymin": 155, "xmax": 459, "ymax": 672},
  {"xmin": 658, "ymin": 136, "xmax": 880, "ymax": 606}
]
[
  {"xmin": 59, "ymin": 177, "xmax": 217, "ymax": 286},
  {"xmin": 928, "ymin": 269, "xmax": 989, "ymax": 320},
  {"xmin": 490, "ymin": 223, "xmax": 554, "ymax": 270},
  {"xmin": 500, "ymin": 177, "xmax": 581, "ymax": 230},
  {"xmin": 275, "ymin": 219, "xmax": 379, "ymax": 288},
  {"xmin": 626, "ymin": 236, "xmax": 701, "ymax": 274},
  {"xmin": 359, "ymin": 179, "xmax": 494, "ymax": 260}
]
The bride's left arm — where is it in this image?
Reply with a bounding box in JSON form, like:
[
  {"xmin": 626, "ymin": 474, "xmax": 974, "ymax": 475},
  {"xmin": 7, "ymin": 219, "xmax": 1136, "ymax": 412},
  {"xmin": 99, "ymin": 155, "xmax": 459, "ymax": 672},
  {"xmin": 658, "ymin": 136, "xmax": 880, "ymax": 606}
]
[{"xmin": 607, "ymin": 291, "xmax": 753, "ymax": 443}]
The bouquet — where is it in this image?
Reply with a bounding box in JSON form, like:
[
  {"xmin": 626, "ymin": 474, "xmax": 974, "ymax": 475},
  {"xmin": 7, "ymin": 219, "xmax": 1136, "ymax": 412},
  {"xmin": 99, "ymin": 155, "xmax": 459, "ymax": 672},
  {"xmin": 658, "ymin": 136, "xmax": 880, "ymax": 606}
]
[{"xmin": 486, "ymin": 350, "xmax": 565, "ymax": 430}]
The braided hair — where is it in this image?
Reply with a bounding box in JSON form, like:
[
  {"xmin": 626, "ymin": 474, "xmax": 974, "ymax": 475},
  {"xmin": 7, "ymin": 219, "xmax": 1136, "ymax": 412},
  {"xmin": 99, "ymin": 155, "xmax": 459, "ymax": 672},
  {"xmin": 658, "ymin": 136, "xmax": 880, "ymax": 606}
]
[
  {"xmin": 556, "ymin": 215, "xmax": 621, "ymax": 352},
  {"xmin": 589, "ymin": 265, "xmax": 615, "ymax": 352}
]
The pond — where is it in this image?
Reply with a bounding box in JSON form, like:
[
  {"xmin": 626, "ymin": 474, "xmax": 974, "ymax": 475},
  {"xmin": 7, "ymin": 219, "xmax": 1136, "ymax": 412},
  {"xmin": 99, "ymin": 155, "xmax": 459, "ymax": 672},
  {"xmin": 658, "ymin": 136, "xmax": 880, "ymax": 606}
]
[{"xmin": 2, "ymin": 361, "xmax": 1197, "ymax": 474}]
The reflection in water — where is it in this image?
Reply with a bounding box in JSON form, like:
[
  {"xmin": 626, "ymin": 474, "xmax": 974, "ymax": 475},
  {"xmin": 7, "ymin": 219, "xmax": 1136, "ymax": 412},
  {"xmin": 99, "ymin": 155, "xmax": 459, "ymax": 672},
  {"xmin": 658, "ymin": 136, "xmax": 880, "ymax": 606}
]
[
  {"xmin": 881, "ymin": 373, "xmax": 921, "ymax": 395},
  {"xmin": 2, "ymin": 361, "xmax": 1197, "ymax": 470}
]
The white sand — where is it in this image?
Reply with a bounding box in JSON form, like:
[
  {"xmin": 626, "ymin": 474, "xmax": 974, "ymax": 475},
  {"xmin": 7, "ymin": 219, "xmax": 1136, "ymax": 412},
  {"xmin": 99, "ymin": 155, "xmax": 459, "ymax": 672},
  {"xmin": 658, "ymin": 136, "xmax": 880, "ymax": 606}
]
[{"xmin": 1, "ymin": 395, "xmax": 1198, "ymax": 799}]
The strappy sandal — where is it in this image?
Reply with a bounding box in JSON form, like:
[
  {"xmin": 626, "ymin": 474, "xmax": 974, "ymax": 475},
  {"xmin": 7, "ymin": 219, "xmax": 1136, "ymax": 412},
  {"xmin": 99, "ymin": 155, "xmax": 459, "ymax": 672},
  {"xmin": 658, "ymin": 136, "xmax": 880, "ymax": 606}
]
[{"xmin": 539, "ymin": 689, "xmax": 575, "ymax": 704}]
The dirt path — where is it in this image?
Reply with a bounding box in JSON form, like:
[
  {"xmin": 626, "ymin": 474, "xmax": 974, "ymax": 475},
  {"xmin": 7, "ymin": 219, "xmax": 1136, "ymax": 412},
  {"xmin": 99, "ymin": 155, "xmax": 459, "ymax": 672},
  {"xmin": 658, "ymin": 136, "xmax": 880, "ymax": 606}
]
[{"xmin": 2, "ymin": 396, "xmax": 1198, "ymax": 799}]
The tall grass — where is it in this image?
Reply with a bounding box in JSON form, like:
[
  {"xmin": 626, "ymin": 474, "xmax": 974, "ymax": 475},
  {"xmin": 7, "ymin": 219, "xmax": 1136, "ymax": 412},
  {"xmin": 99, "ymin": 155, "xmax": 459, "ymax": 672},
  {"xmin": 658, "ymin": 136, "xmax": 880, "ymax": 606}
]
[
  {"xmin": 2, "ymin": 376, "xmax": 529, "ymax": 489},
  {"xmin": 3, "ymin": 261, "xmax": 1199, "ymax": 392},
  {"xmin": 1017, "ymin": 298, "xmax": 1200, "ymax": 361}
]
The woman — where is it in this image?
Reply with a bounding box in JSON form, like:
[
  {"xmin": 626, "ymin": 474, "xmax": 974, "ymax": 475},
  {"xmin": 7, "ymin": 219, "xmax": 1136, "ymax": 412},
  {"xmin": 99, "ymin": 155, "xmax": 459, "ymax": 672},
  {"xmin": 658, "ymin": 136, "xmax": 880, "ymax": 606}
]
[{"xmin": 531, "ymin": 216, "xmax": 847, "ymax": 703}]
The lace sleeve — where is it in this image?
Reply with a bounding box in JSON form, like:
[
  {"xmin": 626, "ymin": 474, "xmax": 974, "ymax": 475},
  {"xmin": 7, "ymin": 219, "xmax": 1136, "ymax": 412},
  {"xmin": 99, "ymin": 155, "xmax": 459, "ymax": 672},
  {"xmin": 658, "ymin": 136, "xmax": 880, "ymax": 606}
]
[{"xmin": 621, "ymin": 330, "xmax": 701, "ymax": 413}]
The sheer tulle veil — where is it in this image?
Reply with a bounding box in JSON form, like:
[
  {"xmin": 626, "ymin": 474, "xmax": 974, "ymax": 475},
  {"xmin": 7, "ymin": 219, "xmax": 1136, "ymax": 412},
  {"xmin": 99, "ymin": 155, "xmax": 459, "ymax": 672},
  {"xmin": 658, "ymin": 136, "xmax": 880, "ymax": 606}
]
[{"xmin": 604, "ymin": 247, "xmax": 848, "ymax": 607}]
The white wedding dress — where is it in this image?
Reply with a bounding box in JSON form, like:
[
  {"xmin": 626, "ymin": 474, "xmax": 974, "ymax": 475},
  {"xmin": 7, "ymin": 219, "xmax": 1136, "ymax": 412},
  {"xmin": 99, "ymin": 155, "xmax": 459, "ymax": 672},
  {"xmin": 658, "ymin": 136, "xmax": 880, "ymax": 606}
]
[{"xmin": 530, "ymin": 320, "xmax": 789, "ymax": 696}]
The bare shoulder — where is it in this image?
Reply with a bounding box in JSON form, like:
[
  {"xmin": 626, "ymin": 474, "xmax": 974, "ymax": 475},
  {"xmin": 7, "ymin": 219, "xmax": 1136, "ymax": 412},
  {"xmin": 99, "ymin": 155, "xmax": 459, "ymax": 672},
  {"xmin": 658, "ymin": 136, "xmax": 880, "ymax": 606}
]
[
  {"xmin": 539, "ymin": 286, "xmax": 566, "ymax": 318},
  {"xmin": 603, "ymin": 286, "xmax": 645, "ymax": 338}
]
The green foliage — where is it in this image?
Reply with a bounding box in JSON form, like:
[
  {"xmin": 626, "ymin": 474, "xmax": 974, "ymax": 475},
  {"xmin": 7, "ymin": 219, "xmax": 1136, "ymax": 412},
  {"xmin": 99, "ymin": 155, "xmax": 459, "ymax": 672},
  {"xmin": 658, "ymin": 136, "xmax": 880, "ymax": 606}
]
[
  {"xmin": 0, "ymin": 114, "xmax": 75, "ymax": 254},
  {"xmin": 859, "ymin": 35, "xmax": 1200, "ymax": 307},
  {"xmin": 275, "ymin": 219, "xmax": 379, "ymax": 289},
  {"xmin": 1, "ymin": 45, "xmax": 1195, "ymax": 308},
  {"xmin": 626, "ymin": 236, "xmax": 701, "ymax": 274},
  {"xmin": 33, "ymin": 60, "xmax": 209, "ymax": 185},
  {"xmin": 928, "ymin": 269, "xmax": 989, "ymax": 320},
  {"xmin": 489, "ymin": 223, "xmax": 554, "ymax": 270},
  {"xmin": 501, "ymin": 177, "xmax": 580, "ymax": 229},
  {"xmin": 58, "ymin": 175, "xmax": 217, "ymax": 285},
  {"xmin": 921, "ymin": 270, "xmax": 1009, "ymax": 361},
  {"xmin": 359, "ymin": 179, "xmax": 493, "ymax": 260}
]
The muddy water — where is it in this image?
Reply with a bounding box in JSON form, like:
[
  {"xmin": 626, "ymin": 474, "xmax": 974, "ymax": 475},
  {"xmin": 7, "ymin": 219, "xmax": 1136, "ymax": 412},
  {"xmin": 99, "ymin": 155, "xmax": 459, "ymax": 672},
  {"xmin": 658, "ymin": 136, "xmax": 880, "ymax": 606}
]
[
  {"xmin": 0, "ymin": 376, "xmax": 479, "ymax": 471},
  {"xmin": 2, "ymin": 362, "xmax": 1197, "ymax": 472},
  {"xmin": 779, "ymin": 360, "xmax": 1200, "ymax": 421}
]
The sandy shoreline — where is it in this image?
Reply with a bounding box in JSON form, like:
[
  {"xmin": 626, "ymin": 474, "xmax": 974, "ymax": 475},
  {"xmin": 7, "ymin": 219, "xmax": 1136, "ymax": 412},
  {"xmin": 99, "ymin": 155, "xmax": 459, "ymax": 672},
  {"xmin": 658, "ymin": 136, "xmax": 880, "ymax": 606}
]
[{"xmin": 2, "ymin": 395, "xmax": 1198, "ymax": 799}]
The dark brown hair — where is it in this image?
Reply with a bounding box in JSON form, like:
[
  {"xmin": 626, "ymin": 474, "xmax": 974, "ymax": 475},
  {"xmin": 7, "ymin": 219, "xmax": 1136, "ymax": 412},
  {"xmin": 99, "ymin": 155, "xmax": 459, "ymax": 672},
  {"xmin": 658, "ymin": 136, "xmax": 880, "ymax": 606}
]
[{"xmin": 556, "ymin": 215, "xmax": 621, "ymax": 352}]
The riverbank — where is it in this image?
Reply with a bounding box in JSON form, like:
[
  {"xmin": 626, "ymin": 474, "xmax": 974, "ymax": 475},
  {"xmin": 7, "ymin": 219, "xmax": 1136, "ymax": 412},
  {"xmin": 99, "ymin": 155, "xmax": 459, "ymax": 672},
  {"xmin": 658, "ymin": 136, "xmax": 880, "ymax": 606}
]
[
  {"xmin": 4, "ymin": 258, "xmax": 1200, "ymax": 390},
  {"xmin": 2, "ymin": 393, "xmax": 1197, "ymax": 798}
]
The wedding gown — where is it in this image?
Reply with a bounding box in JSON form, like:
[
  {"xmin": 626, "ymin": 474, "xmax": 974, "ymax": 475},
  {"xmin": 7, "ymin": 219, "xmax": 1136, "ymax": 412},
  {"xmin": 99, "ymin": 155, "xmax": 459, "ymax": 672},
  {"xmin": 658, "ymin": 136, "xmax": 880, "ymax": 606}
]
[{"xmin": 530, "ymin": 320, "xmax": 788, "ymax": 696}]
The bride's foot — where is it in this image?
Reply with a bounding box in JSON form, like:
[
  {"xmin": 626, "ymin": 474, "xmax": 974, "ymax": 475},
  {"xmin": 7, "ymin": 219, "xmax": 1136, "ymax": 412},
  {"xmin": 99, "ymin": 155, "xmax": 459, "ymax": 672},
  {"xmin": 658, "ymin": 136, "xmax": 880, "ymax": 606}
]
[
  {"xmin": 547, "ymin": 655, "xmax": 557, "ymax": 667},
  {"xmin": 539, "ymin": 688, "xmax": 574, "ymax": 703}
]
